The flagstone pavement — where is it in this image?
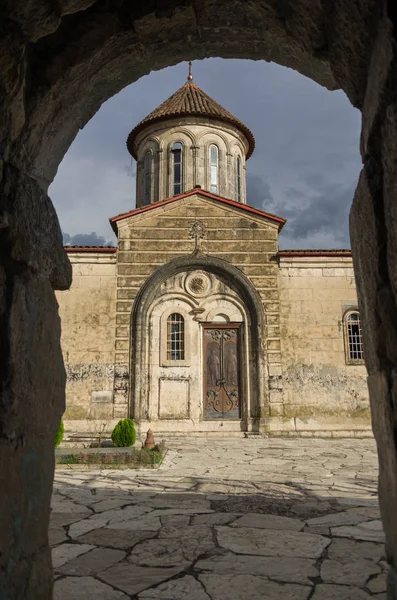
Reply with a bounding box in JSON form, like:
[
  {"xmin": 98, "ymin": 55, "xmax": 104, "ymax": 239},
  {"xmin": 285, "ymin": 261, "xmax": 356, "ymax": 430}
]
[{"xmin": 51, "ymin": 437, "xmax": 386, "ymax": 600}]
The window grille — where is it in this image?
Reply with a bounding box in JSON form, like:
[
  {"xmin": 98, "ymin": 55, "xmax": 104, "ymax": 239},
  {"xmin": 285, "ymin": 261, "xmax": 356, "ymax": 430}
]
[
  {"xmin": 144, "ymin": 151, "xmax": 152, "ymax": 205},
  {"xmin": 172, "ymin": 142, "xmax": 183, "ymax": 195},
  {"xmin": 209, "ymin": 145, "xmax": 219, "ymax": 194},
  {"xmin": 167, "ymin": 313, "xmax": 185, "ymax": 360},
  {"xmin": 345, "ymin": 311, "xmax": 364, "ymax": 362},
  {"xmin": 236, "ymin": 155, "xmax": 242, "ymax": 201}
]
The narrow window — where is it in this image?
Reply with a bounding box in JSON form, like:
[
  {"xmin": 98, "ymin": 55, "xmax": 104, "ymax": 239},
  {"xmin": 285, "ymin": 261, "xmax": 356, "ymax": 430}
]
[
  {"xmin": 209, "ymin": 145, "xmax": 219, "ymax": 194},
  {"xmin": 172, "ymin": 142, "xmax": 183, "ymax": 195},
  {"xmin": 345, "ymin": 311, "xmax": 364, "ymax": 362},
  {"xmin": 167, "ymin": 313, "xmax": 185, "ymax": 360},
  {"xmin": 236, "ymin": 155, "xmax": 242, "ymax": 201},
  {"xmin": 144, "ymin": 151, "xmax": 152, "ymax": 205}
]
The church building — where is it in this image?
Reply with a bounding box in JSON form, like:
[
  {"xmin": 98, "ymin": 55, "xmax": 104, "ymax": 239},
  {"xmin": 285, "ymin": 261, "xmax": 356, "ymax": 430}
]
[{"xmin": 57, "ymin": 67, "xmax": 371, "ymax": 440}]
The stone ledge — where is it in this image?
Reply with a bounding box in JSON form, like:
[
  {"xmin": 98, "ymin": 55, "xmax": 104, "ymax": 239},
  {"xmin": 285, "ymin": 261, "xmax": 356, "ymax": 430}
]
[{"xmin": 55, "ymin": 446, "xmax": 136, "ymax": 465}]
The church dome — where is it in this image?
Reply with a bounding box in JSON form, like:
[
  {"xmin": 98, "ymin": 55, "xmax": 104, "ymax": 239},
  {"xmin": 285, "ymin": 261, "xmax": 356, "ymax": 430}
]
[
  {"xmin": 127, "ymin": 76, "xmax": 255, "ymax": 160},
  {"xmin": 128, "ymin": 64, "xmax": 253, "ymax": 207}
]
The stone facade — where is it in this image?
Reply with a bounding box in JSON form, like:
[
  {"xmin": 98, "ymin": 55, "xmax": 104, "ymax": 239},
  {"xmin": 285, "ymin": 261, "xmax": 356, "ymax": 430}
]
[
  {"xmin": 57, "ymin": 222, "xmax": 371, "ymax": 438},
  {"xmin": 56, "ymin": 75, "xmax": 372, "ymax": 440},
  {"xmin": 277, "ymin": 252, "xmax": 370, "ymax": 435},
  {"xmin": 58, "ymin": 249, "xmax": 118, "ymax": 432}
]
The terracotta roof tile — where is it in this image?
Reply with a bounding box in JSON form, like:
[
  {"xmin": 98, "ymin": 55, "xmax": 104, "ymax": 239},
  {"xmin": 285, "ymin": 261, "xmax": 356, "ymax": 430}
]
[
  {"xmin": 64, "ymin": 246, "xmax": 116, "ymax": 254},
  {"xmin": 278, "ymin": 249, "xmax": 351, "ymax": 257},
  {"xmin": 127, "ymin": 81, "xmax": 255, "ymax": 159}
]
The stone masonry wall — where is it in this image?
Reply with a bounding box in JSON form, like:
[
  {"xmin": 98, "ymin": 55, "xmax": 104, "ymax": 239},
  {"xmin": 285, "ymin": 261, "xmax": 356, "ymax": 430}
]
[
  {"xmin": 114, "ymin": 192, "xmax": 282, "ymax": 423},
  {"xmin": 277, "ymin": 254, "xmax": 370, "ymax": 435},
  {"xmin": 56, "ymin": 251, "xmax": 117, "ymax": 429}
]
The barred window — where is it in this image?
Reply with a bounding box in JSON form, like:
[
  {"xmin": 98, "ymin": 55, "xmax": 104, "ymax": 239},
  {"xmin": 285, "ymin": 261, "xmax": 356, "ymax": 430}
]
[
  {"xmin": 171, "ymin": 142, "xmax": 183, "ymax": 195},
  {"xmin": 167, "ymin": 313, "xmax": 185, "ymax": 360},
  {"xmin": 209, "ymin": 144, "xmax": 219, "ymax": 194},
  {"xmin": 345, "ymin": 311, "xmax": 364, "ymax": 363}
]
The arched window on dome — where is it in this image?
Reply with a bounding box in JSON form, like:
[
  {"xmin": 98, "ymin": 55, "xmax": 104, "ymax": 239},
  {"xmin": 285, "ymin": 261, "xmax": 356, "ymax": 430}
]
[
  {"xmin": 209, "ymin": 144, "xmax": 219, "ymax": 194},
  {"xmin": 344, "ymin": 310, "xmax": 364, "ymax": 364},
  {"xmin": 171, "ymin": 142, "xmax": 183, "ymax": 195},
  {"xmin": 167, "ymin": 313, "xmax": 185, "ymax": 360},
  {"xmin": 236, "ymin": 155, "xmax": 242, "ymax": 202},
  {"xmin": 143, "ymin": 151, "xmax": 152, "ymax": 205}
]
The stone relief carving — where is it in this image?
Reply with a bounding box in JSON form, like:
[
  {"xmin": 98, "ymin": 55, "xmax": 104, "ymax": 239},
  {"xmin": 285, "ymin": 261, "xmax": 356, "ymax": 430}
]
[
  {"xmin": 184, "ymin": 270, "xmax": 212, "ymax": 298},
  {"xmin": 188, "ymin": 220, "xmax": 207, "ymax": 253}
]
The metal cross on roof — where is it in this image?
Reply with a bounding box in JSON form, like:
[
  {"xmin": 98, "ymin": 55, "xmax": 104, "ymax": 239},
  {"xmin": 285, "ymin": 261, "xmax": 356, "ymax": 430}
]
[{"xmin": 187, "ymin": 61, "xmax": 193, "ymax": 81}]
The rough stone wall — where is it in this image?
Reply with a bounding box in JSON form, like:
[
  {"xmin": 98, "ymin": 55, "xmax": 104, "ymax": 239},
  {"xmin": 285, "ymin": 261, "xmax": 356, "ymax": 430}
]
[
  {"xmin": 0, "ymin": 164, "xmax": 71, "ymax": 598},
  {"xmin": 350, "ymin": 10, "xmax": 397, "ymax": 594},
  {"xmin": 55, "ymin": 251, "xmax": 117, "ymax": 428},
  {"xmin": 277, "ymin": 255, "xmax": 370, "ymax": 434},
  {"xmin": 114, "ymin": 192, "xmax": 281, "ymax": 423}
]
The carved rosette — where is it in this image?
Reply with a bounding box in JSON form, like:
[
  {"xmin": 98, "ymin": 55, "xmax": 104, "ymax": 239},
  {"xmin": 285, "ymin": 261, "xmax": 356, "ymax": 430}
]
[{"xmin": 184, "ymin": 271, "xmax": 212, "ymax": 298}]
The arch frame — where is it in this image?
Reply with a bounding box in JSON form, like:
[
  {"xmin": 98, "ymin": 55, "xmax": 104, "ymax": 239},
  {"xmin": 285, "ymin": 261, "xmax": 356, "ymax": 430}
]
[{"xmin": 130, "ymin": 253, "xmax": 268, "ymax": 431}]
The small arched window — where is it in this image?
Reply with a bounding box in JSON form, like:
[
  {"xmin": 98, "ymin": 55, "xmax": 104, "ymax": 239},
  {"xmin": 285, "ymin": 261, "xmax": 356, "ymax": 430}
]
[
  {"xmin": 209, "ymin": 145, "xmax": 219, "ymax": 194},
  {"xmin": 344, "ymin": 311, "xmax": 364, "ymax": 363},
  {"xmin": 171, "ymin": 142, "xmax": 183, "ymax": 195},
  {"xmin": 143, "ymin": 151, "xmax": 152, "ymax": 205},
  {"xmin": 236, "ymin": 155, "xmax": 242, "ymax": 201},
  {"xmin": 167, "ymin": 313, "xmax": 185, "ymax": 360}
]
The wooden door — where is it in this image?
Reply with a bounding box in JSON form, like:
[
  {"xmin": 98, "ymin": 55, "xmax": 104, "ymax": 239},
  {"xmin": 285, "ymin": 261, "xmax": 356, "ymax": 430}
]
[{"xmin": 203, "ymin": 325, "xmax": 241, "ymax": 420}]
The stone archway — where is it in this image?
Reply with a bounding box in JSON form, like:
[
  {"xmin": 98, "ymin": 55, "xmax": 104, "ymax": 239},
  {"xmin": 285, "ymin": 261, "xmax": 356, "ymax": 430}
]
[
  {"xmin": 2, "ymin": 1, "xmax": 397, "ymax": 598},
  {"xmin": 130, "ymin": 253, "xmax": 266, "ymax": 433}
]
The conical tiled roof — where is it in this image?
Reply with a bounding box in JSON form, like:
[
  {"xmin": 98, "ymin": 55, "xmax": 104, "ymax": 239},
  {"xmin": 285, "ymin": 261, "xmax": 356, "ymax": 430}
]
[{"xmin": 126, "ymin": 80, "xmax": 255, "ymax": 159}]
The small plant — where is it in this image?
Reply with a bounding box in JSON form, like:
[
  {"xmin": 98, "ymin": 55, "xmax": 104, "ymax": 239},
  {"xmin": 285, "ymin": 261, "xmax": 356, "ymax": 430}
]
[
  {"xmin": 57, "ymin": 454, "xmax": 79, "ymax": 465},
  {"xmin": 54, "ymin": 420, "xmax": 64, "ymax": 448},
  {"xmin": 87, "ymin": 407, "xmax": 111, "ymax": 448},
  {"xmin": 139, "ymin": 448, "xmax": 163, "ymax": 465},
  {"xmin": 111, "ymin": 418, "xmax": 136, "ymax": 447}
]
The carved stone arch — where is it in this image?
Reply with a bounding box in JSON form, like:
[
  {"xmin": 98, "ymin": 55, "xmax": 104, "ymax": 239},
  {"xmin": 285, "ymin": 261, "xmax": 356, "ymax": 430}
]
[
  {"xmin": 230, "ymin": 139, "xmax": 245, "ymax": 156},
  {"xmin": 130, "ymin": 254, "xmax": 268, "ymax": 425},
  {"xmin": 203, "ymin": 293, "xmax": 247, "ymax": 323},
  {"xmin": 196, "ymin": 128, "xmax": 230, "ymax": 151},
  {"xmin": 163, "ymin": 127, "xmax": 197, "ymax": 149},
  {"xmin": 143, "ymin": 136, "xmax": 161, "ymax": 149},
  {"xmin": 138, "ymin": 143, "xmax": 160, "ymax": 205}
]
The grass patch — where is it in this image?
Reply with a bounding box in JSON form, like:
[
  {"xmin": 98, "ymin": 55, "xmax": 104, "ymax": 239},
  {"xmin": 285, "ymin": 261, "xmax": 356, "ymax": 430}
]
[
  {"xmin": 137, "ymin": 446, "xmax": 163, "ymax": 465},
  {"xmin": 57, "ymin": 454, "xmax": 80, "ymax": 465}
]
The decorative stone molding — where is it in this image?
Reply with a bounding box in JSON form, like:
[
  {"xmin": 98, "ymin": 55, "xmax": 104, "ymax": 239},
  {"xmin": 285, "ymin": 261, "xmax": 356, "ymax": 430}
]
[{"xmin": 184, "ymin": 270, "xmax": 212, "ymax": 298}]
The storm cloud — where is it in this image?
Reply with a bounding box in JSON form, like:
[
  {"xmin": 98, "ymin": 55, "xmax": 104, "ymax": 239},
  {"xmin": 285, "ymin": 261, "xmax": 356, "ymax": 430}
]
[
  {"xmin": 50, "ymin": 58, "xmax": 361, "ymax": 249},
  {"xmin": 63, "ymin": 231, "xmax": 114, "ymax": 246}
]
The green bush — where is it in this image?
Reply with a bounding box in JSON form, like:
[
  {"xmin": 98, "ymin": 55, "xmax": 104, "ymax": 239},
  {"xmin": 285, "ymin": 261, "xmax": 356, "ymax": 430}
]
[
  {"xmin": 55, "ymin": 420, "xmax": 64, "ymax": 448},
  {"xmin": 111, "ymin": 418, "xmax": 136, "ymax": 447}
]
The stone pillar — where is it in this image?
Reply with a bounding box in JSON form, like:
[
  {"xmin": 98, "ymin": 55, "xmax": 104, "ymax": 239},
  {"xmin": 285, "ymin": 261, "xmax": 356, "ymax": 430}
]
[
  {"xmin": 226, "ymin": 151, "xmax": 233, "ymax": 200},
  {"xmin": 155, "ymin": 148, "xmax": 162, "ymax": 202},
  {"xmin": 350, "ymin": 12, "xmax": 397, "ymax": 600},
  {"xmin": 0, "ymin": 161, "xmax": 71, "ymax": 599},
  {"xmin": 192, "ymin": 145, "xmax": 200, "ymax": 188}
]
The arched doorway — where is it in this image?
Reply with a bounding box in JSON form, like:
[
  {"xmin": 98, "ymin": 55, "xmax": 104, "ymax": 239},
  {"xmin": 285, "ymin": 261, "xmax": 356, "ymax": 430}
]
[{"xmin": 130, "ymin": 254, "xmax": 266, "ymax": 435}]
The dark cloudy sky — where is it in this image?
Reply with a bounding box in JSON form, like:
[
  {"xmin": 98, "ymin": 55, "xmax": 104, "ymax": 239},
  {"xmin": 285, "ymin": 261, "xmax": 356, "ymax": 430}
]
[{"xmin": 50, "ymin": 58, "xmax": 362, "ymax": 249}]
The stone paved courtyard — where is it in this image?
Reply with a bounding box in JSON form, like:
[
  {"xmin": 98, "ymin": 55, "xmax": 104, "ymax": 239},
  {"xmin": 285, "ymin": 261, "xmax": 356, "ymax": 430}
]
[{"xmin": 51, "ymin": 437, "xmax": 386, "ymax": 599}]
